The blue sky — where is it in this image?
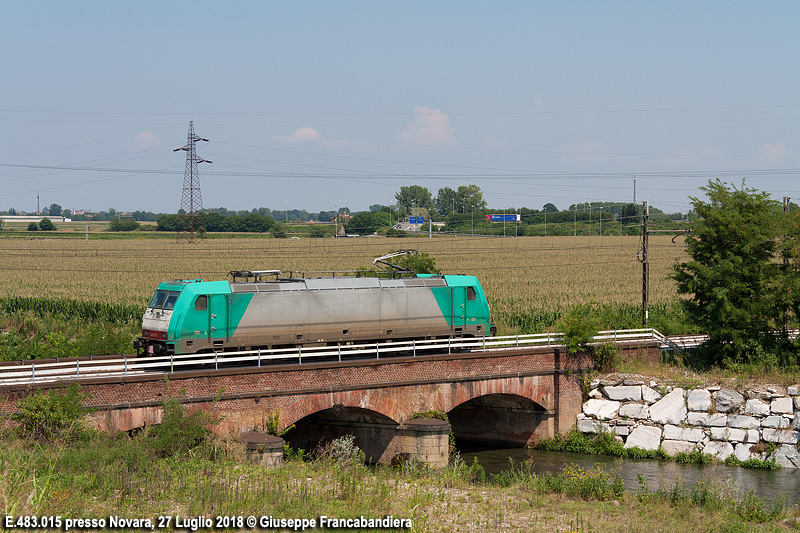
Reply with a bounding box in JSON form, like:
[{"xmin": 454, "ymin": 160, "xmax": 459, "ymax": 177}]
[{"xmin": 1, "ymin": 1, "xmax": 797, "ymax": 215}]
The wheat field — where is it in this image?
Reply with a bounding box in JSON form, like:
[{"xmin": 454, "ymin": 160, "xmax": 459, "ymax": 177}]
[{"xmin": 0, "ymin": 234, "xmax": 688, "ymax": 332}]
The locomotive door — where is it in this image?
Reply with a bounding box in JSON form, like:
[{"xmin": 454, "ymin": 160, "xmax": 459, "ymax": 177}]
[
  {"xmin": 208, "ymin": 294, "xmax": 229, "ymax": 345},
  {"xmin": 451, "ymin": 286, "xmax": 467, "ymax": 332}
]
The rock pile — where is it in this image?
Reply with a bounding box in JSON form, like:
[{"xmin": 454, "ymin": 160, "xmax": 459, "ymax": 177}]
[{"xmin": 576, "ymin": 379, "xmax": 800, "ymax": 468}]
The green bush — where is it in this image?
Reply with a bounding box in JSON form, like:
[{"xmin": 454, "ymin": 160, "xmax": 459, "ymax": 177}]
[
  {"xmin": 109, "ymin": 219, "xmax": 140, "ymax": 231},
  {"xmin": 27, "ymin": 222, "xmax": 39, "ymax": 231},
  {"xmin": 592, "ymin": 342, "xmax": 619, "ymax": 372},
  {"xmin": 38, "ymin": 218, "xmax": 55, "ymax": 231},
  {"xmin": 147, "ymin": 397, "xmax": 219, "ymax": 458},
  {"xmin": 557, "ymin": 303, "xmax": 599, "ymax": 354},
  {"xmin": 12, "ymin": 383, "xmax": 92, "ymax": 441}
]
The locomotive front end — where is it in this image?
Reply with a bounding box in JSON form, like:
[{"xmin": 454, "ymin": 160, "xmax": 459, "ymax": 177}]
[{"xmin": 134, "ymin": 282, "xmax": 187, "ymax": 355}]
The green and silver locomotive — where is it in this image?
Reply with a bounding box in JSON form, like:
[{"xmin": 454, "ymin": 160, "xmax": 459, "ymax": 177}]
[{"xmin": 135, "ymin": 271, "xmax": 495, "ymax": 356}]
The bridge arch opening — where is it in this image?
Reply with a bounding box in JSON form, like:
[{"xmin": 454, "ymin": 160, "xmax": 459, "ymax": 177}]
[
  {"xmin": 283, "ymin": 406, "xmax": 400, "ymax": 464},
  {"xmin": 448, "ymin": 393, "xmax": 551, "ymax": 447}
]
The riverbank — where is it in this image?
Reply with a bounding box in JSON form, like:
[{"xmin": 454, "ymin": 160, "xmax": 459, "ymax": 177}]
[{"xmin": 1, "ymin": 431, "xmax": 798, "ymax": 532}]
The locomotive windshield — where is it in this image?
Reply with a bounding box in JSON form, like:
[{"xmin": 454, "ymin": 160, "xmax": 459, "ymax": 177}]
[{"xmin": 148, "ymin": 289, "xmax": 179, "ymax": 310}]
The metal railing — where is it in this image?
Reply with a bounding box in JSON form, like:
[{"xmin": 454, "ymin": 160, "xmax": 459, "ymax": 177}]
[{"xmin": 0, "ymin": 328, "xmax": 667, "ymax": 386}]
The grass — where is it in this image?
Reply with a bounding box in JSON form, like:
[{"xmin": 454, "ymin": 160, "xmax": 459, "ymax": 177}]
[{"xmin": 0, "ymin": 431, "xmax": 795, "ymax": 532}]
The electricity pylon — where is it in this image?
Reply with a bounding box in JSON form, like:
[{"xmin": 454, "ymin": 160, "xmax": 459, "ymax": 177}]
[{"xmin": 175, "ymin": 121, "xmax": 211, "ymax": 242}]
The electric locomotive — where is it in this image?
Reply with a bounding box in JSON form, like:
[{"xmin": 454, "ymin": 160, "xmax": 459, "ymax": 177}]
[{"xmin": 134, "ymin": 270, "xmax": 495, "ymax": 356}]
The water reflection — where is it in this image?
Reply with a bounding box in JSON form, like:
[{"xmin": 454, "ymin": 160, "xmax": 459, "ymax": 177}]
[{"xmin": 458, "ymin": 443, "xmax": 798, "ymax": 505}]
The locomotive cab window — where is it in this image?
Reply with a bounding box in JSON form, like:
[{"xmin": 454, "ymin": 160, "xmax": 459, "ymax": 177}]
[
  {"xmin": 467, "ymin": 287, "xmax": 477, "ymax": 301},
  {"xmin": 195, "ymin": 295, "xmax": 207, "ymax": 311},
  {"xmin": 163, "ymin": 293, "xmax": 179, "ymax": 310},
  {"xmin": 149, "ymin": 289, "xmax": 179, "ymax": 309}
]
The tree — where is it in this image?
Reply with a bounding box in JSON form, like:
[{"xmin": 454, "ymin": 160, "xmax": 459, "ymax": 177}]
[
  {"xmin": 394, "ymin": 185, "xmax": 433, "ymax": 217},
  {"xmin": 457, "ymin": 184, "xmax": 487, "ymax": 213},
  {"xmin": 435, "ymin": 187, "xmax": 459, "ymax": 217},
  {"xmin": 543, "ymin": 203, "xmax": 558, "ymax": 213},
  {"xmin": 47, "ymin": 203, "xmax": 62, "ymax": 217},
  {"xmin": 394, "ymin": 251, "xmax": 439, "ymax": 274},
  {"xmin": 38, "ymin": 218, "xmax": 55, "ymax": 231},
  {"xmin": 109, "ymin": 219, "xmax": 140, "ymax": 231},
  {"xmin": 27, "ymin": 222, "xmax": 39, "ymax": 232},
  {"xmin": 672, "ymin": 179, "xmax": 792, "ymax": 367},
  {"xmin": 348, "ymin": 211, "xmax": 390, "ymax": 235}
]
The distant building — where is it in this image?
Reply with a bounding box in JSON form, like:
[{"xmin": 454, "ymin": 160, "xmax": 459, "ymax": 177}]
[{"xmin": 0, "ymin": 215, "xmax": 72, "ymax": 223}]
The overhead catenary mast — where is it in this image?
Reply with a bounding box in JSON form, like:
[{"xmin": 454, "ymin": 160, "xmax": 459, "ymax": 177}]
[{"xmin": 174, "ymin": 121, "xmax": 211, "ymax": 242}]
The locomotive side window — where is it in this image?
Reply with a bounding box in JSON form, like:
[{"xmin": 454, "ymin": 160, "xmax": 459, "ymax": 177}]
[
  {"xmin": 467, "ymin": 287, "xmax": 477, "ymax": 301},
  {"xmin": 195, "ymin": 295, "xmax": 207, "ymax": 311}
]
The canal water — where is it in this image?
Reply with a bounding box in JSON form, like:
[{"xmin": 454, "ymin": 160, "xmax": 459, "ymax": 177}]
[{"xmin": 458, "ymin": 444, "xmax": 799, "ymax": 505}]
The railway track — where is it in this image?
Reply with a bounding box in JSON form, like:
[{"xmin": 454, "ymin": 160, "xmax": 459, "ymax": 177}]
[{"xmin": 0, "ymin": 329, "xmax": 695, "ymax": 387}]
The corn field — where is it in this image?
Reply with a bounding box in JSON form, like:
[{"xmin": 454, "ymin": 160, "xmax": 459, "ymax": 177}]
[{"xmin": 0, "ymin": 235, "xmax": 688, "ymax": 333}]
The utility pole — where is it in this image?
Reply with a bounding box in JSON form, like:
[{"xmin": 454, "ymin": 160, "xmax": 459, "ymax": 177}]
[
  {"xmin": 175, "ymin": 121, "xmax": 211, "ymax": 242},
  {"xmin": 639, "ymin": 201, "xmax": 649, "ymax": 326},
  {"xmin": 633, "ymin": 175, "xmax": 637, "ymax": 204},
  {"xmin": 783, "ymin": 196, "xmax": 791, "ymax": 333}
]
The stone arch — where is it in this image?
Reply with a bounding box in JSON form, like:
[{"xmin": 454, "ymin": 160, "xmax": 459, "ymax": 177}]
[
  {"xmin": 283, "ymin": 405, "xmax": 401, "ymax": 463},
  {"xmin": 447, "ymin": 390, "xmax": 553, "ymax": 447},
  {"xmin": 278, "ymin": 389, "xmax": 401, "ymax": 429},
  {"xmin": 418, "ymin": 374, "xmax": 555, "ymax": 418}
]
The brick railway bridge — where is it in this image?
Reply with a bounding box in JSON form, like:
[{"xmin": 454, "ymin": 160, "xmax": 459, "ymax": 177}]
[{"xmin": 0, "ymin": 341, "xmax": 658, "ymax": 465}]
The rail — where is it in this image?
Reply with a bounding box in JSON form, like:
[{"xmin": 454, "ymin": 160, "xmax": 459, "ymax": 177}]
[{"xmin": 0, "ymin": 329, "xmax": 671, "ymax": 386}]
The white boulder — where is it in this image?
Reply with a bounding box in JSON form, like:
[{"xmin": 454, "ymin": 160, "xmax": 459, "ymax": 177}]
[
  {"xmin": 603, "ymin": 385, "xmax": 642, "ymax": 402},
  {"xmin": 619, "ymin": 403, "xmax": 649, "ymax": 420},
  {"xmin": 728, "ymin": 415, "xmax": 760, "ymax": 429},
  {"xmin": 649, "ymin": 388, "xmax": 687, "ymax": 425},
  {"xmin": 744, "ymin": 399, "xmax": 770, "ymax": 416},
  {"xmin": 687, "ymin": 389, "xmax": 711, "ymax": 412},
  {"xmin": 641, "ymin": 386, "xmax": 662, "ymax": 404},
  {"xmin": 624, "ymin": 425, "xmax": 662, "ymax": 451},
  {"xmin": 771, "ymin": 397, "xmax": 793, "ymax": 414},
  {"xmin": 583, "ymin": 399, "xmax": 621, "ymax": 421},
  {"xmin": 663, "ymin": 424, "xmax": 704, "ymax": 443},
  {"xmin": 703, "ymin": 441, "xmax": 734, "ymax": 460},
  {"xmin": 662, "ymin": 440, "xmax": 697, "ymax": 456}
]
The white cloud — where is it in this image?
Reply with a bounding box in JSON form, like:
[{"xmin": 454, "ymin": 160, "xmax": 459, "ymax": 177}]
[
  {"xmin": 658, "ymin": 145, "xmax": 721, "ymax": 168},
  {"xmin": 271, "ymin": 127, "xmax": 377, "ymax": 152},
  {"xmin": 555, "ymin": 140, "xmax": 608, "ymax": 162},
  {"xmin": 395, "ymin": 107, "xmax": 458, "ymax": 148},
  {"xmin": 759, "ymin": 142, "xmax": 790, "ymax": 160},
  {"xmin": 272, "ymin": 127, "xmax": 323, "ymax": 143},
  {"xmin": 131, "ymin": 131, "xmax": 160, "ymax": 150}
]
